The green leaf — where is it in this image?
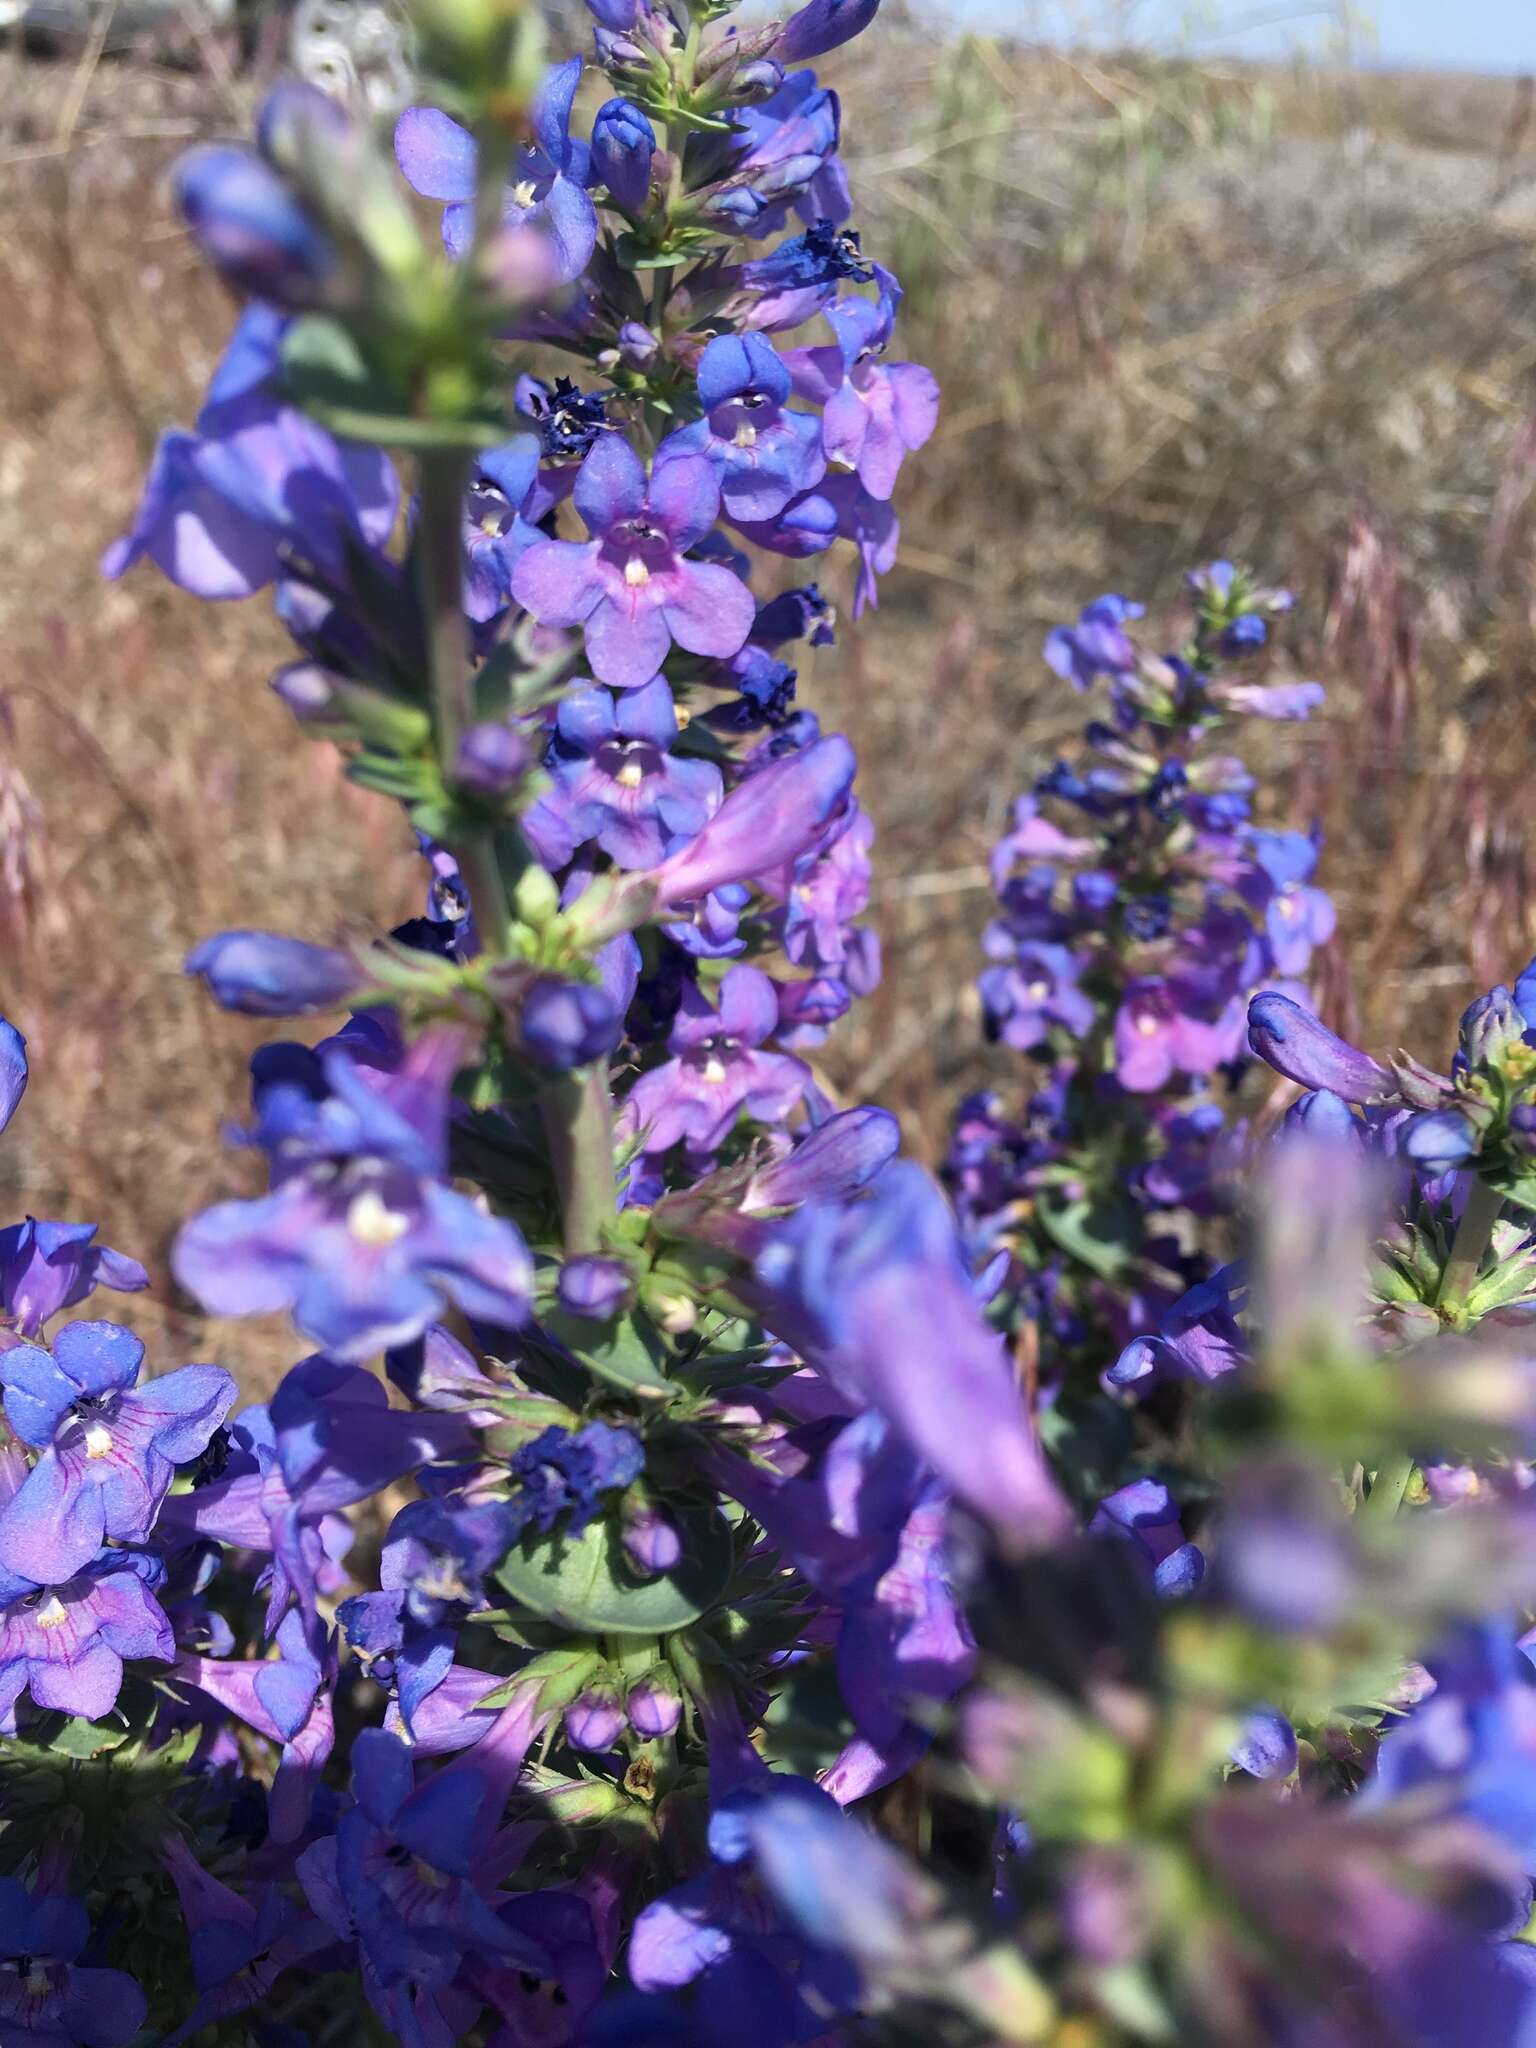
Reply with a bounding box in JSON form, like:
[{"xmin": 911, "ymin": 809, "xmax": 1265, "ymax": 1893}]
[
  {"xmin": 545, "ymin": 1309, "xmax": 674, "ymax": 1401},
  {"xmin": 1036, "ymin": 1197, "xmax": 1135, "ymax": 1283},
  {"xmin": 495, "ymin": 1505, "xmax": 733, "ymax": 1636},
  {"xmin": 41, "ymin": 1712, "xmax": 132, "ymax": 1759}
]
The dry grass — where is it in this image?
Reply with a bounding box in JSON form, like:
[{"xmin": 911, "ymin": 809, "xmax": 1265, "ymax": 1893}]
[{"xmin": 1, "ymin": 24, "xmax": 1535, "ymax": 1386}]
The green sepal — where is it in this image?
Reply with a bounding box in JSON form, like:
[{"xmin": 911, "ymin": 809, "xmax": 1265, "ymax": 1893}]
[
  {"xmin": 473, "ymin": 1644, "xmax": 601, "ymax": 1715},
  {"xmin": 495, "ymin": 1504, "xmax": 733, "ymax": 1636}
]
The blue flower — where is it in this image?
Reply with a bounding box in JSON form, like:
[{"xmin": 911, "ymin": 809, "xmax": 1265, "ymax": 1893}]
[
  {"xmin": 394, "ymin": 60, "xmax": 597, "ymax": 281},
  {"xmin": 0, "ymin": 1320, "xmax": 235, "ymax": 1583},
  {"xmin": 0, "ymin": 1882, "xmax": 147, "ymax": 2047},
  {"xmin": 660, "ymin": 334, "xmax": 826, "ymax": 524}
]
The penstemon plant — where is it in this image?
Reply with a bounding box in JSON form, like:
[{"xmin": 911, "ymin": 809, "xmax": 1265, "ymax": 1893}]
[
  {"xmin": 945, "ymin": 568, "xmax": 1334, "ymax": 1409},
  {"xmin": 6, "ymin": 2, "xmax": 1536, "ymax": 2043}
]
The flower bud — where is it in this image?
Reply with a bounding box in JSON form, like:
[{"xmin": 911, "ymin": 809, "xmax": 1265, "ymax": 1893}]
[
  {"xmin": 557, "ymin": 1255, "xmax": 633, "ymax": 1321},
  {"xmin": 615, "ymin": 321, "xmax": 660, "ymax": 370},
  {"xmin": 776, "ymin": 0, "xmax": 882, "ymax": 62},
  {"xmin": 621, "ymin": 1497, "xmax": 683, "ymax": 1576},
  {"xmin": 653, "ymin": 736, "xmax": 855, "ymax": 907},
  {"xmin": 591, "ymin": 98, "xmax": 656, "ymax": 216},
  {"xmin": 626, "ymin": 1672, "xmax": 682, "ymax": 1739},
  {"xmin": 173, "ymin": 146, "xmax": 336, "ymax": 310},
  {"xmin": 1247, "ymin": 992, "xmax": 1394, "ymax": 1105},
  {"xmin": 185, "ymin": 932, "xmax": 364, "ymax": 1017},
  {"xmin": 1459, "ymin": 985, "xmax": 1525, "ymax": 1070},
  {"xmin": 1401, "ymin": 1109, "xmax": 1480, "ymax": 1170},
  {"xmin": 567, "ymin": 1685, "xmax": 625, "ymax": 1751},
  {"xmin": 454, "ymin": 720, "xmax": 532, "ymax": 799},
  {"xmin": 521, "ymin": 976, "xmax": 623, "ymax": 1070}
]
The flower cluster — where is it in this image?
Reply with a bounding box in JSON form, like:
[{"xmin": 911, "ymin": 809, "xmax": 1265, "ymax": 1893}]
[
  {"xmin": 945, "ymin": 565, "xmax": 1334, "ymax": 1386},
  {"xmin": 18, "ymin": 0, "xmax": 1536, "ymax": 2042}
]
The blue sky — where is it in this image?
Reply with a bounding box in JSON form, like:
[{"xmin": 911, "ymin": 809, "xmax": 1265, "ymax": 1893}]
[{"xmin": 939, "ymin": 0, "xmax": 1534, "ymax": 73}]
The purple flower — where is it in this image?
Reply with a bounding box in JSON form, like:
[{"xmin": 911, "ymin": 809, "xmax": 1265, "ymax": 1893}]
[
  {"xmin": 504, "ymin": 1421, "xmax": 644, "ymax": 1539},
  {"xmin": 0, "ymin": 1320, "xmax": 235, "ymax": 1583},
  {"xmin": 660, "ymin": 334, "xmax": 825, "ymax": 523},
  {"xmin": 834, "ymin": 1484, "xmax": 975, "ymax": 1782},
  {"xmin": 1368, "ymin": 1624, "xmax": 1536, "ymax": 1868},
  {"xmin": 394, "ymin": 61, "xmax": 597, "ymax": 280},
  {"xmin": 751, "ymin": 1162, "xmax": 1071, "ymax": 1545},
  {"xmin": 1248, "ymin": 990, "xmax": 1396, "ymax": 1104},
  {"xmin": 0, "ymin": 1220, "xmax": 148, "ymax": 1338},
  {"xmin": 568, "ymin": 1683, "xmax": 626, "ymax": 1751},
  {"xmin": 1109, "ymin": 1262, "xmax": 1247, "ymax": 1390},
  {"xmin": 102, "ymin": 303, "xmax": 398, "ymax": 601},
  {"xmin": 159, "ymin": 1835, "xmax": 332, "ymax": 2046},
  {"xmin": 1243, "ymin": 830, "xmax": 1336, "ymax": 977},
  {"xmin": 0, "ymin": 1549, "xmax": 173, "ymax": 1723},
  {"xmin": 1089, "ymin": 1478, "xmax": 1205, "ymax": 1596},
  {"xmin": 979, "ymin": 940, "xmax": 1096, "ymax": 1052},
  {"xmin": 299, "ymin": 1726, "xmax": 550, "ymax": 2018},
  {"xmin": 172, "ymin": 1028, "xmax": 534, "ymax": 1363},
  {"xmin": 716, "ymin": 69, "xmax": 849, "ymax": 237},
  {"xmin": 175, "ymin": 1609, "xmax": 334, "ymax": 1842},
  {"xmin": 630, "ymin": 1779, "xmax": 861, "ymax": 2045},
  {"xmin": 511, "ymin": 438, "xmax": 756, "ymax": 688},
  {"xmin": 621, "ymin": 965, "xmax": 813, "ymax": 1159},
  {"xmin": 785, "ymin": 265, "xmax": 938, "ymax": 500},
  {"xmin": 1113, "ymin": 978, "xmax": 1245, "ymax": 1092},
  {"xmin": 186, "ymin": 929, "xmax": 365, "ymax": 1016},
  {"xmin": 0, "ymin": 1881, "xmax": 147, "ymax": 2047},
  {"xmin": 462, "ymin": 436, "xmax": 548, "ymax": 623},
  {"xmin": 652, "ymin": 734, "xmax": 856, "ymax": 907},
  {"xmin": 525, "ymin": 676, "xmax": 723, "ymax": 871},
  {"xmin": 1043, "ymin": 593, "xmax": 1144, "ymax": 691}
]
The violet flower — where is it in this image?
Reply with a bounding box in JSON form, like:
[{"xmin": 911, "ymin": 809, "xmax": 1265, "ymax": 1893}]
[
  {"xmin": 980, "ymin": 939, "xmax": 1096, "ymax": 1052},
  {"xmin": 785, "ymin": 264, "xmax": 938, "ymax": 500},
  {"xmin": 660, "ymin": 333, "xmax": 825, "ymax": 523},
  {"xmin": 102, "ymin": 303, "xmax": 398, "ymax": 602},
  {"xmin": 0, "ymin": 1220, "xmax": 147, "ymax": 1338},
  {"xmin": 1114, "ymin": 977, "xmax": 1245, "ymax": 1093},
  {"xmin": 524, "ymin": 677, "xmax": 723, "ymax": 872},
  {"xmin": 716, "ymin": 69, "xmax": 849, "ymax": 235},
  {"xmin": 1243, "ymin": 829, "xmax": 1336, "ymax": 977},
  {"xmin": 394, "ymin": 60, "xmax": 597, "ymax": 280},
  {"xmin": 511, "ymin": 437, "xmax": 756, "ymax": 688},
  {"xmin": 0, "ymin": 1320, "xmax": 235, "ymax": 1584},
  {"xmin": 751, "ymin": 1162, "xmax": 1071, "ymax": 1545},
  {"xmin": 172, "ymin": 1027, "xmax": 534, "ymax": 1363},
  {"xmin": 0, "ymin": 1549, "xmax": 174, "ymax": 1724},
  {"xmin": 0, "ymin": 1881, "xmax": 147, "ymax": 2048},
  {"xmin": 621, "ymin": 965, "xmax": 813, "ymax": 1160}
]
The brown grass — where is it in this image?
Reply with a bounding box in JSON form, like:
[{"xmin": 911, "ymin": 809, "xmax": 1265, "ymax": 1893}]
[{"xmin": 1, "ymin": 25, "xmax": 1534, "ymax": 1385}]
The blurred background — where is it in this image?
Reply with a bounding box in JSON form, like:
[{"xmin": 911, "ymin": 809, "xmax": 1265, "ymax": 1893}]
[{"xmin": 0, "ymin": 0, "xmax": 1533, "ymax": 1383}]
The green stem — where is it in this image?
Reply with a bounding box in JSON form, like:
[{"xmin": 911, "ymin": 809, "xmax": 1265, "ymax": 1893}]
[
  {"xmin": 1435, "ymin": 1173, "xmax": 1504, "ymax": 1312},
  {"xmin": 417, "ymin": 447, "xmax": 511, "ymax": 951},
  {"xmin": 1360, "ymin": 1450, "xmax": 1416, "ymax": 1524},
  {"xmin": 539, "ymin": 1065, "xmax": 618, "ymax": 1254}
]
